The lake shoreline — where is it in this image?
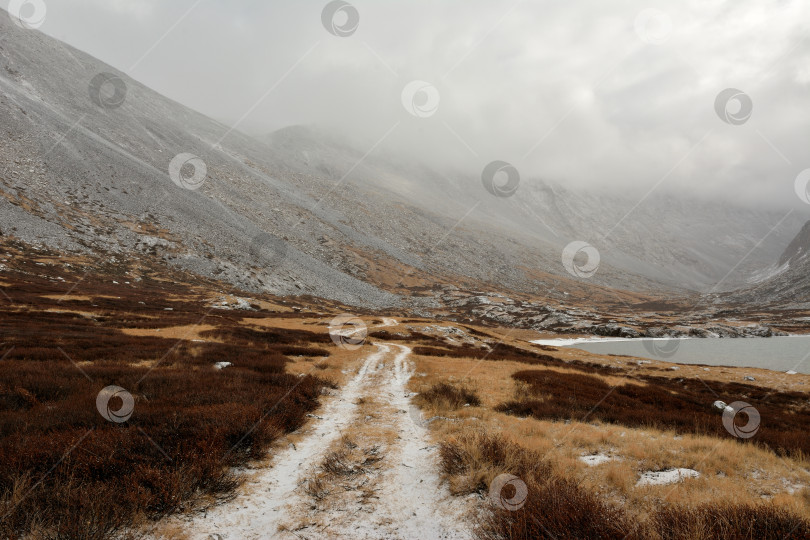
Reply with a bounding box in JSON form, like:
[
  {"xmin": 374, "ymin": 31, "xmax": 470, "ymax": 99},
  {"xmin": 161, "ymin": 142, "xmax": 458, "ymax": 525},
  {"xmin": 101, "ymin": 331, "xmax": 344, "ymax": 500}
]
[{"xmin": 532, "ymin": 335, "xmax": 810, "ymax": 375}]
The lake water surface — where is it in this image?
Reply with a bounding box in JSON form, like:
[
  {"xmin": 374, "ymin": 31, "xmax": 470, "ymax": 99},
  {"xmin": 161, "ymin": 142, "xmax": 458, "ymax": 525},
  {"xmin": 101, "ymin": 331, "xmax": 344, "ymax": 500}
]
[{"xmin": 532, "ymin": 336, "xmax": 810, "ymax": 375}]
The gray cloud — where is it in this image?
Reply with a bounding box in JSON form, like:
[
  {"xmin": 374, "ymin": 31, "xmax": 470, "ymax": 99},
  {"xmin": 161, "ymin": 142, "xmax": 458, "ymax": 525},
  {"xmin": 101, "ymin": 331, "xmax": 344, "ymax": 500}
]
[{"xmin": 10, "ymin": 0, "xmax": 810, "ymax": 208}]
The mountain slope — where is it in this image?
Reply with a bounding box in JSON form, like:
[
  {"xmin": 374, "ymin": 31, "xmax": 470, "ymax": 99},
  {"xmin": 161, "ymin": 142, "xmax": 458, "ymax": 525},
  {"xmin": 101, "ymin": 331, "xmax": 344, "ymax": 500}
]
[
  {"xmin": 779, "ymin": 221, "xmax": 810, "ymax": 267},
  {"xmin": 0, "ymin": 12, "xmax": 804, "ymax": 312},
  {"xmin": 724, "ymin": 221, "xmax": 810, "ymax": 307},
  {"xmin": 264, "ymin": 125, "xmax": 802, "ymax": 292}
]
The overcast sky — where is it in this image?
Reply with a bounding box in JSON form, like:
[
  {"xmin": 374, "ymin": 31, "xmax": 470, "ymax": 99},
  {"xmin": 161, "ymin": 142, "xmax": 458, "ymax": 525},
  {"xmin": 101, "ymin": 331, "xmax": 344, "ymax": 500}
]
[{"xmin": 7, "ymin": 0, "xmax": 810, "ymax": 208}]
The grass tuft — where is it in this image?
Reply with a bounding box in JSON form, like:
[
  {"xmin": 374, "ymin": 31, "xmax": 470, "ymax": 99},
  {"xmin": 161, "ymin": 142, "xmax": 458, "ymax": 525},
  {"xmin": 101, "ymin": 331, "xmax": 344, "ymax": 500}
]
[{"xmin": 416, "ymin": 382, "xmax": 481, "ymax": 410}]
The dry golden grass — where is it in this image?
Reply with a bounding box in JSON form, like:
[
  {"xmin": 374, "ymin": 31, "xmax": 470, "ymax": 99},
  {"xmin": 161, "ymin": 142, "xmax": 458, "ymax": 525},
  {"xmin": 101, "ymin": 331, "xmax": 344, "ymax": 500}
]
[
  {"xmin": 283, "ymin": 344, "xmax": 366, "ymax": 386},
  {"xmin": 409, "ymin": 354, "xmax": 523, "ymax": 408},
  {"xmin": 39, "ymin": 294, "xmax": 95, "ymax": 301},
  {"xmin": 121, "ymin": 323, "xmax": 218, "ymax": 340},
  {"xmin": 406, "ymin": 341, "xmax": 810, "ymax": 526}
]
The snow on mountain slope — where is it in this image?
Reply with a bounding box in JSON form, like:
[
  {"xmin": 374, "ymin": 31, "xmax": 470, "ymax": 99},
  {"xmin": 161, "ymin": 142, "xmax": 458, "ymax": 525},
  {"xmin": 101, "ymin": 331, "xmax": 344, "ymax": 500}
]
[
  {"xmin": 264, "ymin": 125, "xmax": 802, "ymax": 292},
  {"xmin": 0, "ymin": 11, "xmax": 804, "ymax": 310},
  {"xmin": 722, "ymin": 221, "xmax": 810, "ymax": 307}
]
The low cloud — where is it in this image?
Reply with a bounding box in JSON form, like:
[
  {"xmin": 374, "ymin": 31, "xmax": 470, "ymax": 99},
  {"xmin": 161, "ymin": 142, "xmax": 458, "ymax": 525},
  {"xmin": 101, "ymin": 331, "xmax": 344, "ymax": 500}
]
[{"xmin": 17, "ymin": 0, "xmax": 810, "ymax": 208}]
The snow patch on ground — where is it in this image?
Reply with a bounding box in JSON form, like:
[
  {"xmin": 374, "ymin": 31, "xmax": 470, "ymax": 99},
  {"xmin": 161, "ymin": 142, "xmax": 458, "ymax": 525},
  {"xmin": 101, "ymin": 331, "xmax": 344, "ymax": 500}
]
[
  {"xmin": 578, "ymin": 453, "xmax": 616, "ymax": 466},
  {"xmin": 636, "ymin": 468, "xmax": 700, "ymax": 486}
]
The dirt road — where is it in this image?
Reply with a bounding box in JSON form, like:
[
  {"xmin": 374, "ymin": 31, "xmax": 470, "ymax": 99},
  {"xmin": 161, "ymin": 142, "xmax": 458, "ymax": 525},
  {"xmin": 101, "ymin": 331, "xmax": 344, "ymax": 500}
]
[{"xmin": 155, "ymin": 343, "xmax": 472, "ymax": 539}]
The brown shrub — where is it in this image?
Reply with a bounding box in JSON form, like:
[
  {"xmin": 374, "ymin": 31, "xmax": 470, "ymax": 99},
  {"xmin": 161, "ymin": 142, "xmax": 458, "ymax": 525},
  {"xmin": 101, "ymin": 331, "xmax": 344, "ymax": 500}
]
[
  {"xmin": 0, "ymin": 363, "xmax": 327, "ymax": 538},
  {"xmin": 439, "ymin": 432, "xmax": 639, "ymax": 539},
  {"xmin": 199, "ymin": 326, "xmax": 332, "ymax": 346},
  {"xmin": 368, "ymin": 330, "xmax": 439, "ymax": 342},
  {"xmin": 496, "ymin": 369, "xmax": 810, "ymax": 457},
  {"xmin": 651, "ymin": 503, "xmax": 810, "ymax": 540},
  {"xmin": 481, "ymin": 476, "xmax": 640, "ymax": 540},
  {"xmin": 412, "ymin": 344, "xmax": 562, "ymax": 366},
  {"xmin": 0, "ymin": 267, "xmax": 332, "ymax": 539},
  {"xmin": 411, "ymin": 342, "xmax": 612, "ymax": 375}
]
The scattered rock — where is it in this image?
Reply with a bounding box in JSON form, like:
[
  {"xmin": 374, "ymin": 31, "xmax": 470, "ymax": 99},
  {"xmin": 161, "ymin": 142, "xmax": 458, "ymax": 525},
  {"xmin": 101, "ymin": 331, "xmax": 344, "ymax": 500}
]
[
  {"xmin": 212, "ymin": 296, "xmax": 255, "ymax": 311},
  {"xmin": 712, "ymin": 400, "xmax": 733, "ymax": 413},
  {"xmin": 587, "ymin": 324, "xmax": 641, "ymax": 338},
  {"xmin": 688, "ymin": 328, "xmax": 714, "ymax": 338},
  {"xmin": 644, "ymin": 327, "xmax": 669, "ymax": 338}
]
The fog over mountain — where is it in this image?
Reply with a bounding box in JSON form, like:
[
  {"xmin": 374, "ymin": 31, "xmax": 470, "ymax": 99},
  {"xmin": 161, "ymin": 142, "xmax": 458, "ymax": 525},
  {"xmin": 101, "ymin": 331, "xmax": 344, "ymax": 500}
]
[{"xmin": 20, "ymin": 0, "xmax": 810, "ymax": 209}]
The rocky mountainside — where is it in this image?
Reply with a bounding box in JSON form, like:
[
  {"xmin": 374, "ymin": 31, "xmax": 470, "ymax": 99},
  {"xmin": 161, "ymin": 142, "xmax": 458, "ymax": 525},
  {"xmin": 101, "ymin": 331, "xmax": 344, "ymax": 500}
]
[
  {"xmin": 266, "ymin": 124, "xmax": 802, "ymax": 292},
  {"xmin": 779, "ymin": 221, "xmax": 810, "ymax": 267},
  {"xmin": 722, "ymin": 221, "xmax": 810, "ymax": 308},
  {"xmin": 0, "ymin": 11, "xmax": 805, "ymax": 312}
]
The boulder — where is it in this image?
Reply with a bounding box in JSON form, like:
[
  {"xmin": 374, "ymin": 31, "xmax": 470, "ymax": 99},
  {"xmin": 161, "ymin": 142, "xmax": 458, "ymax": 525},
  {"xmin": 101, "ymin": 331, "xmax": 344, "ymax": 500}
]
[
  {"xmin": 644, "ymin": 327, "xmax": 669, "ymax": 338},
  {"xmin": 589, "ymin": 324, "xmax": 641, "ymax": 338},
  {"xmin": 688, "ymin": 328, "xmax": 713, "ymax": 338},
  {"xmin": 712, "ymin": 400, "xmax": 728, "ymax": 411}
]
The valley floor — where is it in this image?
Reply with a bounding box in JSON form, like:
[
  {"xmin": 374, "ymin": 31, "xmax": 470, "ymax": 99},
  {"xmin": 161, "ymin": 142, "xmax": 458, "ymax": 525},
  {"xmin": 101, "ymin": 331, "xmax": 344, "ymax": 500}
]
[{"xmin": 2, "ymin": 248, "xmax": 810, "ymax": 539}]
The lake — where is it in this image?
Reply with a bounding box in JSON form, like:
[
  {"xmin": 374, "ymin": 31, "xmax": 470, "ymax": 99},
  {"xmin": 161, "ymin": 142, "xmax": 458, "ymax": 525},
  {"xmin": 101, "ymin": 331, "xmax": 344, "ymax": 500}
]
[{"xmin": 531, "ymin": 336, "xmax": 810, "ymax": 375}]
